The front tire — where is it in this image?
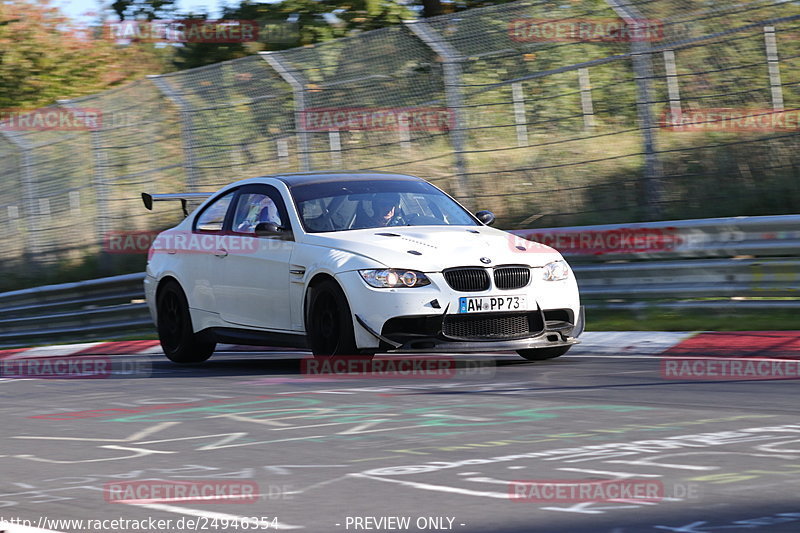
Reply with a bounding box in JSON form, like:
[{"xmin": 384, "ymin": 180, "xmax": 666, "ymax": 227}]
[
  {"xmin": 517, "ymin": 346, "xmax": 571, "ymax": 361},
  {"xmin": 306, "ymin": 279, "xmax": 361, "ymax": 357},
  {"xmin": 157, "ymin": 281, "xmax": 216, "ymax": 363}
]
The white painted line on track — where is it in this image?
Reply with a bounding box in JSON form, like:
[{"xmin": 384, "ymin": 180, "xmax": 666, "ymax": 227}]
[
  {"xmin": 568, "ymin": 354, "xmax": 800, "ymax": 362},
  {"xmin": 115, "ymin": 493, "xmax": 268, "ymax": 504},
  {"xmin": 126, "ymin": 502, "xmax": 303, "ymax": 530},
  {"xmin": 567, "ymin": 354, "xmax": 670, "ymax": 359},
  {"xmin": 350, "ymin": 473, "xmax": 509, "ymax": 499}
]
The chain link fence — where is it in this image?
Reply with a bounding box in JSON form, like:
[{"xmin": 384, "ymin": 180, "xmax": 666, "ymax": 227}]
[{"xmin": 1, "ymin": 0, "xmax": 798, "ymax": 284}]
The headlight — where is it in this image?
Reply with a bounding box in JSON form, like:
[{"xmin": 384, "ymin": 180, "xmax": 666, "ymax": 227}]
[
  {"xmin": 542, "ymin": 260, "xmax": 570, "ymax": 281},
  {"xmin": 359, "ymin": 269, "xmax": 431, "ymax": 288}
]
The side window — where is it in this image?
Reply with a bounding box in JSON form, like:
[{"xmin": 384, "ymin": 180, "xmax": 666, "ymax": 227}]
[
  {"xmin": 195, "ymin": 191, "xmax": 235, "ymax": 232},
  {"xmin": 231, "ymin": 186, "xmax": 290, "ymax": 235}
]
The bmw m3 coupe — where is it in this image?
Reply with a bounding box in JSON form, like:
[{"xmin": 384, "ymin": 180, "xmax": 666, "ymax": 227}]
[{"xmin": 142, "ymin": 172, "xmax": 584, "ymax": 363}]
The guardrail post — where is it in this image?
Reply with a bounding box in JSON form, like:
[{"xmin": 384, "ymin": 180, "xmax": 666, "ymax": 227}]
[
  {"xmin": 606, "ymin": 0, "xmax": 663, "ymax": 220},
  {"xmin": 405, "ymin": 20, "xmax": 471, "ymax": 205},
  {"xmin": 0, "ymin": 130, "xmax": 43, "ymax": 268},
  {"xmin": 511, "ymin": 82, "xmax": 529, "ymax": 146},
  {"xmin": 149, "ymin": 75, "xmax": 202, "ymax": 192},
  {"xmin": 277, "ymin": 137, "xmax": 290, "ymax": 168},
  {"xmin": 578, "ymin": 68, "xmax": 595, "ymax": 131},
  {"xmin": 328, "ymin": 130, "xmax": 342, "ymax": 167},
  {"xmin": 663, "ymin": 50, "xmax": 682, "ymax": 120},
  {"xmin": 398, "ymin": 115, "xmax": 412, "ymax": 152},
  {"xmin": 664, "ymin": 50, "xmax": 683, "ymax": 120},
  {"xmin": 764, "ymin": 26, "xmax": 785, "ymax": 110},
  {"xmin": 260, "ymin": 52, "xmax": 312, "ymax": 172}
]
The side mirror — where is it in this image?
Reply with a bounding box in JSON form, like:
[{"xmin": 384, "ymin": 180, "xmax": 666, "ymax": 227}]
[
  {"xmin": 254, "ymin": 222, "xmax": 290, "ymax": 238},
  {"xmin": 475, "ymin": 210, "xmax": 496, "ymax": 226}
]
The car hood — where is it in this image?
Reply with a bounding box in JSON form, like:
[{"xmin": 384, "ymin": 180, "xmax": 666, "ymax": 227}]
[{"xmin": 300, "ymin": 226, "xmax": 563, "ymax": 271}]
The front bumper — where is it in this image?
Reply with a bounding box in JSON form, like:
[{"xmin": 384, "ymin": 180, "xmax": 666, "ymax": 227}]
[
  {"xmin": 337, "ymin": 269, "xmax": 581, "ymax": 351},
  {"xmin": 355, "ymin": 305, "xmax": 584, "ymax": 354}
]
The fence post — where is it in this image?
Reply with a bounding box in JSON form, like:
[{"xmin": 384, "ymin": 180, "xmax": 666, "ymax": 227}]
[
  {"xmin": 578, "ymin": 68, "xmax": 596, "ymax": 131},
  {"xmin": 58, "ymin": 99, "xmax": 112, "ymax": 272},
  {"xmin": 57, "ymin": 100, "xmax": 112, "ymax": 274},
  {"xmin": 405, "ymin": 20, "xmax": 470, "ymax": 204},
  {"xmin": 511, "ymin": 82, "xmax": 529, "ymax": 146},
  {"xmin": 663, "ymin": 50, "xmax": 682, "ymax": 121},
  {"xmin": 260, "ymin": 52, "xmax": 312, "ymax": 172},
  {"xmin": 0, "ymin": 131, "xmax": 43, "ymax": 267},
  {"xmin": 149, "ymin": 75, "xmax": 202, "ymax": 192},
  {"xmin": 764, "ymin": 26, "xmax": 785, "ymax": 110},
  {"xmin": 606, "ymin": 0, "xmax": 663, "ymax": 220}
]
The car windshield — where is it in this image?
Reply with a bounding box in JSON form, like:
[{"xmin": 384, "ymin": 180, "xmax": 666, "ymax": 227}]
[{"xmin": 290, "ymin": 178, "xmax": 478, "ymax": 233}]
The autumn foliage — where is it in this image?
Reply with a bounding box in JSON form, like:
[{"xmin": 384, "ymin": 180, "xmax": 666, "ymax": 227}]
[{"xmin": 0, "ymin": 0, "xmax": 164, "ymax": 109}]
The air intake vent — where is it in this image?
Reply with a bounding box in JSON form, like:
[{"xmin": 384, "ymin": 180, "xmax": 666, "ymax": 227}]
[
  {"xmin": 443, "ymin": 312, "xmax": 541, "ymax": 340},
  {"xmin": 494, "ymin": 266, "xmax": 530, "ymax": 290},
  {"xmin": 443, "ymin": 268, "xmax": 489, "ymax": 292}
]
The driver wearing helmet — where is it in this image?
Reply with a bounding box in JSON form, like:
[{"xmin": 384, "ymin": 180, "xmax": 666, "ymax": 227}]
[
  {"xmin": 369, "ymin": 193, "xmax": 401, "ymax": 227},
  {"xmin": 353, "ymin": 193, "xmax": 402, "ymax": 229}
]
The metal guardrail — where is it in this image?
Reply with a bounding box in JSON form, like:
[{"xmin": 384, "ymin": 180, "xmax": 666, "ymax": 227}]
[
  {"xmin": 511, "ymin": 214, "xmax": 800, "ymax": 261},
  {"xmin": 0, "ymin": 273, "xmax": 150, "ymax": 347},
  {"xmin": 0, "ymin": 215, "xmax": 798, "ymax": 347}
]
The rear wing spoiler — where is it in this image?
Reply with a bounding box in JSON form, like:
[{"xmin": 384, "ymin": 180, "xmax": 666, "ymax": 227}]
[{"xmin": 141, "ymin": 192, "xmax": 213, "ymax": 217}]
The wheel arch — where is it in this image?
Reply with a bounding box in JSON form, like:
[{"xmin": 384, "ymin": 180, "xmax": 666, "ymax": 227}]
[
  {"xmin": 156, "ymin": 275, "xmax": 181, "ymax": 298},
  {"xmin": 304, "ymin": 272, "xmax": 341, "ymax": 325},
  {"xmin": 154, "ymin": 275, "xmax": 182, "ymax": 321}
]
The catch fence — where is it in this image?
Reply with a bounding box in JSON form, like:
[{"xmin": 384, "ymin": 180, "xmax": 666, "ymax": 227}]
[{"xmin": 1, "ymin": 0, "xmax": 798, "ymax": 278}]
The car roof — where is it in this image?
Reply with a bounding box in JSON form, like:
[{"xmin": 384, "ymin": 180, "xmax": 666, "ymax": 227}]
[{"xmin": 273, "ymin": 171, "xmax": 424, "ymax": 187}]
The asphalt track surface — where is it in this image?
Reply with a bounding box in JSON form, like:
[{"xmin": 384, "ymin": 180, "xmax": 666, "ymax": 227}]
[{"xmin": 2, "ymin": 347, "xmax": 800, "ymax": 533}]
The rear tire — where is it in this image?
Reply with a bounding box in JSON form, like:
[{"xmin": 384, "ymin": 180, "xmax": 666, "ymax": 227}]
[
  {"xmin": 157, "ymin": 281, "xmax": 216, "ymax": 364},
  {"xmin": 517, "ymin": 346, "xmax": 571, "ymax": 361},
  {"xmin": 306, "ymin": 279, "xmax": 362, "ymax": 357}
]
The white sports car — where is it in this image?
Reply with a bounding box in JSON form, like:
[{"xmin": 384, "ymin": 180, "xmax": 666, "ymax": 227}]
[{"xmin": 142, "ymin": 172, "xmax": 583, "ymax": 363}]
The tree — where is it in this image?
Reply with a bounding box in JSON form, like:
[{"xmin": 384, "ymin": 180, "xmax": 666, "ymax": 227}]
[
  {"xmin": 227, "ymin": 0, "xmax": 414, "ymax": 45},
  {"xmin": 0, "ymin": 0, "xmax": 164, "ymax": 109},
  {"xmin": 421, "ymin": 0, "xmax": 443, "ymax": 18},
  {"xmin": 110, "ymin": 0, "xmax": 177, "ymax": 21}
]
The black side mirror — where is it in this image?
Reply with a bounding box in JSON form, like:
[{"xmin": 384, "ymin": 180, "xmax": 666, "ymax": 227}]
[
  {"xmin": 254, "ymin": 222, "xmax": 290, "ymax": 238},
  {"xmin": 475, "ymin": 210, "xmax": 496, "ymax": 226}
]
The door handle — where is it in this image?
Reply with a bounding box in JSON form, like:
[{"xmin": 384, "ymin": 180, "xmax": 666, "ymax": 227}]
[{"xmin": 214, "ymin": 248, "xmax": 228, "ymax": 258}]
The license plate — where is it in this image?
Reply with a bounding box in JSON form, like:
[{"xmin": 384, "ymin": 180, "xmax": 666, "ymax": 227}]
[{"xmin": 458, "ymin": 295, "xmax": 526, "ymax": 313}]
